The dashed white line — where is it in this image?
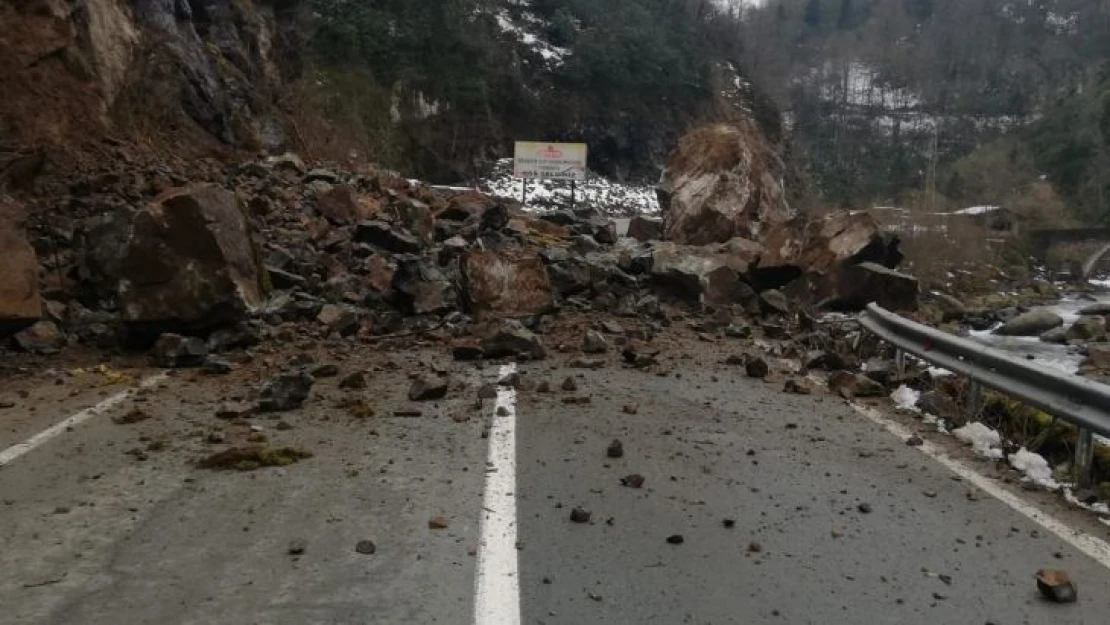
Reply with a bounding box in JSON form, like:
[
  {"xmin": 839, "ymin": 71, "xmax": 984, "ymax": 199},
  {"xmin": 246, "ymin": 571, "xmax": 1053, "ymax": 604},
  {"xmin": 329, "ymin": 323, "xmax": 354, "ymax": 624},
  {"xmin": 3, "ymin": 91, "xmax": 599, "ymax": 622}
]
[
  {"xmin": 852, "ymin": 403, "xmax": 1110, "ymax": 570},
  {"xmin": 473, "ymin": 363, "xmax": 521, "ymax": 625},
  {"xmin": 0, "ymin": 372, "xmax": 170, "ymax": 468}
]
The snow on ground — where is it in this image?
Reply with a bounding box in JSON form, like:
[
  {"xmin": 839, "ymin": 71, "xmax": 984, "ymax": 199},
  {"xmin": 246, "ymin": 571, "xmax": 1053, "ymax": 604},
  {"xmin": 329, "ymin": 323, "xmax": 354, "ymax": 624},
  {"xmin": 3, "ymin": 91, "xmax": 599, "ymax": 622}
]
[
  {"xmin": 1009, "ymin": 448, "xmax": 1059, "ymax": 489},
  {"xmin": 953, "ymin": 205, "xmax": 1001, "ymax": 215},
  {"xmin": 952, "ymin": 423, "xmax": 1005, "ymax": 460},
  {"xmin": 890, "ymin": 385, "xmax": 920, "ymax": 412},
  {"xmin": 481, "ymin": 158, "xmax": 660, "ymax": 216},
  {"xmin": 493, "ymin": 9, "xmax": 569, "ymax": 65}
]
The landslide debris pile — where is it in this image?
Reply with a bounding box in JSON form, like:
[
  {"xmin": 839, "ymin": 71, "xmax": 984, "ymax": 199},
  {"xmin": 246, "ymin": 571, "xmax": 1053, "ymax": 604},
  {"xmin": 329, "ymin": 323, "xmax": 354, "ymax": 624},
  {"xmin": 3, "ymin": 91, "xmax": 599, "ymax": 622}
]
[{"xmin": 0, "ymin": 121, "xmax": 920, "ymax": 361}]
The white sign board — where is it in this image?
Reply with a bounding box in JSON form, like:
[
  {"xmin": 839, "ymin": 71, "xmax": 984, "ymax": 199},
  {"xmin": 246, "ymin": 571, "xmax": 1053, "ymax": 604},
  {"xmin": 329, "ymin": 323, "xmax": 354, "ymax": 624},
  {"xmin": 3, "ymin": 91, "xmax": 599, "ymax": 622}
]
[{"xmin": 513, "ymin": 142, "xmax": 588, "ymax": 181}]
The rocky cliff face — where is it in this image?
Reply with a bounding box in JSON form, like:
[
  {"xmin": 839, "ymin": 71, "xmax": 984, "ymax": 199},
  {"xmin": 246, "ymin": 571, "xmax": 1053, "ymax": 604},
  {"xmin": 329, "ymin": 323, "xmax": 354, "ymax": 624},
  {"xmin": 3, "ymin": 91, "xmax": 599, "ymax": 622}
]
[{"xmin": 0, "ymin": 0, "xmax": 302, "ymax": 153}]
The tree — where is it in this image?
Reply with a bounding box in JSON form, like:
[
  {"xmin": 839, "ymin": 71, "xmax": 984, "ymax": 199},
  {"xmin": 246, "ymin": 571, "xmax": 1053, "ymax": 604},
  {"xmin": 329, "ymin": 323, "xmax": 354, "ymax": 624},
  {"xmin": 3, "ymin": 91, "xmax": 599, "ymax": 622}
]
[{"xmin": 804, "ymin": 0, "xmax": 823, "ymax": 29}]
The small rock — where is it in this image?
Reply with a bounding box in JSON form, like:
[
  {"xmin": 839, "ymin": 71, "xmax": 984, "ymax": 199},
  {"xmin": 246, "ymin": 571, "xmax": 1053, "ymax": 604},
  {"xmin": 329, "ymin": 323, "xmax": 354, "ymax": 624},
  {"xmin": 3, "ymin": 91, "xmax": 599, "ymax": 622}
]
[
  {"xmin": 622, "ymin": 404, "xmax": 639, "ymax": 414},
  {"xmin": 561, "ymin": 376, "xmax": 578, "ymax": 392},
  {"xmin": 858, "ymin": 503, "xmax": 873, "ymax": 514},
  {"xmin": 537, "ymin": 381, "xmax": 552, "ymax": 393},
  {"xmin": 478, "ymin": 384, "xmax": 498, "ymax": 400},
  {"xmin": 355, "ymin": 540, "xmax": 377, "ymax": 555},
  {"xmin": 747, "ymin": 541, "xmax": 763, "ymax": 553},
  {"xmin": 496, "ymin": 406, "xmax": 509, "ymax": 416},
  {"xmin": 745, "ymin": 356, "xmax": 769, "ymax": 379},
  {"xmin": 311, "ymin": 363, "xmax": 340, "ymax": 378},
  {"xmin": 288, "ymin": 540, "xmax": 307, "ymax": 555},
  {"xmin": 570, "ymin": 507, "xmax": 591, "ymax": 523},
  {"xmin": 1035, "ymin": 569, "xmax": 1077, "ymax": 603},
  {"xmin": 601, "ymin": 321, "xmax": 625, "ymax": 335},
  {"xmin": 428, "ymin": 516, "xmax": 450, "ymax": 530},
  {"xmin": 567, "ymin": 357, "xmax": 606, "ymax": 369},
  {"xmin": 338, "ymin": 371, "xmax": 367, "ymax": 390},
  {"xmin": 200, "ymin": 356, "xmax": 233, "ymax": 375},
  {"xmin": 452, "ymin": 345, "xmax": 485, "ymax": 361},
  {"xmin": 783, "ymin": 378, "xmax": 812, "ymax": 395},
  {"xmin": 259, "ymin": 372, "xmax": 315, "ymax": 412},
  {"xmin": 582, "ymin": 330, "xmax": 609, "ymax": 354},
  {"xmin": 723, "ymin": 519, "xmax": 736, "ymax": 528},
  {"xmin": 408, "ymin": 375, "xmax": 448, "ymax": 401},
  {"xmin": 620, "ymin": 474, "xmax": 645, "ymax": 488},
  {"xmin": 906, "ymin": 435, "xmax": 924, "ymax": 447},
  {"xmin": 923, "ymin": 489, "xmax": 938, "ymax": 498},
  {"xmin": 607, "ymin": 439, "xmax": 624, "ymax": 458},
  {"xmin": 113, "ymin": 408, "xmax": 152, "ymax": 425},
  {"xmin": 666, "ymin": 534, "xmax": 685, "ymax": 545}
]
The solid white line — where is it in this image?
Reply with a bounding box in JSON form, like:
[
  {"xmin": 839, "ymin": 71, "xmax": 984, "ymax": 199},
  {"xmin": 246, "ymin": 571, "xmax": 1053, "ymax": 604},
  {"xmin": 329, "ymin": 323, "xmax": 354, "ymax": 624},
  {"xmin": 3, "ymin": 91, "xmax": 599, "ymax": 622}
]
[
  {"xmin": 852, "ymin": 403, "xmax": 1110, "ymax": 569},
  {"xmin": 0, "ymin": 372, "xmax": 170, "ymax": 468},
  {"xmin": 473, "ymin": 363, "xmax": 521, "ymax": 625}
]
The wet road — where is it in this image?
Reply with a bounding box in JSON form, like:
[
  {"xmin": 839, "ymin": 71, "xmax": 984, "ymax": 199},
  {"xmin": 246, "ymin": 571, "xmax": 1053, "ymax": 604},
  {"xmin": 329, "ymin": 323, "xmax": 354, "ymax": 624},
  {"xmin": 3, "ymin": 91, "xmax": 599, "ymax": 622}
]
[{"xmin": 2, "ymin": 342, "xmax": 1110, "ymax": 624}]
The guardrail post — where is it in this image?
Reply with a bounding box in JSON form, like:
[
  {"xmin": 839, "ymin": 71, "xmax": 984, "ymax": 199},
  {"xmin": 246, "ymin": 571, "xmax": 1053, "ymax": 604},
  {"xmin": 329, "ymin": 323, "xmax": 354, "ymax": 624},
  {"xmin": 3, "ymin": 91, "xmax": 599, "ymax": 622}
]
[
  {"xmin": 1075, "ymin": 428, "xmax": 1095, "ymax": 489},
  {"xmin": 965, "ymin": 380, "xmax": 983, "ymax": 418},
  {"xmin": 895, "ymin": 348, "xmax": 906, "ymax": 377}
]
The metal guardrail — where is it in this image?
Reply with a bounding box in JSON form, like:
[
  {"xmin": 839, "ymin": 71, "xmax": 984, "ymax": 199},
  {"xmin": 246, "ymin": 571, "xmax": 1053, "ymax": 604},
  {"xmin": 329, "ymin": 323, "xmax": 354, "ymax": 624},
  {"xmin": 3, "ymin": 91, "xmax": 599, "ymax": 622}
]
[{"xmin": 859, "ymin": 303, "xmax": 1110, "ymax": 488}]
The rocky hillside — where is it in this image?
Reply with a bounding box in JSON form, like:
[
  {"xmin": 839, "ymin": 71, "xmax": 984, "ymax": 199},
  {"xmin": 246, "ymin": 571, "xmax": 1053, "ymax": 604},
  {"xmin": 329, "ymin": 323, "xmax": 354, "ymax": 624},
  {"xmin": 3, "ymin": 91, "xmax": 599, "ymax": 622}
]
[{"xmin": 0, "ymin": 0, "xmax": 774, "ymax": 187}]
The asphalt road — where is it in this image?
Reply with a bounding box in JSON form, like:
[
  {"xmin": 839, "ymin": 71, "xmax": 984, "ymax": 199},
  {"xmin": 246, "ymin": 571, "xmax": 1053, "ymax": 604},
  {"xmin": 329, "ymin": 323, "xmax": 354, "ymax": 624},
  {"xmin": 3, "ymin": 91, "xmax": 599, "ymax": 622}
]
[{"xmin": 2, "ymin": 340, "xmax": 1110, "ymax": 624}]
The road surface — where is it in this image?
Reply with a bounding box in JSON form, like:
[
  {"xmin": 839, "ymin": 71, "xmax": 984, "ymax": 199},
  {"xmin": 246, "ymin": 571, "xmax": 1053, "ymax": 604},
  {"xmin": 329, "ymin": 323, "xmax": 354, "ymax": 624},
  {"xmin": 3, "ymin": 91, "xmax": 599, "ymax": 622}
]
[{"xmin": 1, "ymin": 339, "xmax": 1109, "ymax": 624}]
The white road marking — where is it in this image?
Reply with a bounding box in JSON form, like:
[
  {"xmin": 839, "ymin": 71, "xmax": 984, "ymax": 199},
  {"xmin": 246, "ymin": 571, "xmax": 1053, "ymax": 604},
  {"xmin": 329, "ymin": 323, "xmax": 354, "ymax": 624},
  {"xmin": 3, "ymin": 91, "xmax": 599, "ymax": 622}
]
[
  {"xmin": 473, "ymin": 363, "xmax": 521, "ymax": 625},
  {"xmin": 0, "ymin": 373, "xmax": 170, "ymax": 468},
  {"xmin": 852, "ymin": 403, "xmax": 1110, "ymax": 570}
]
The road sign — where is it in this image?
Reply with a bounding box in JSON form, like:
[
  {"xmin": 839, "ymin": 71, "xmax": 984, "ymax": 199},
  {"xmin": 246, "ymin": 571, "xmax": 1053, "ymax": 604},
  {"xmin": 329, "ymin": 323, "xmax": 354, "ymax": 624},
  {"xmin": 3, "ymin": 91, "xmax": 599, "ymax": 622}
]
[{"xmin": 513, "ymin": 142, "xmax": 587, "ymax": 181}]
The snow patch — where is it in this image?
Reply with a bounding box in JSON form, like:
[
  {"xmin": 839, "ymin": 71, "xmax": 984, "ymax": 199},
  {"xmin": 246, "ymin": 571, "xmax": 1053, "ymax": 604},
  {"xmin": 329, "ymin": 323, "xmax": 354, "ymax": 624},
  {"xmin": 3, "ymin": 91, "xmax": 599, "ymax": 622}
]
[
  {"xmin": 481, "ymin": 158, "xmax": 660, "ymax": 216},
  {"xmin": 1009, "ymin": 448, "xmax": 1059, "ymax": 489},
  {"xmin": 494, "ymin": 10, "xmax": 569, "ymax": 66},
  {"xmin": 890, "ymin": 385, "xmax": 920, "ymax": 412},
  {"xmin": 952, "ymin": 423, "xmax": 1004, "ymax": 459}
]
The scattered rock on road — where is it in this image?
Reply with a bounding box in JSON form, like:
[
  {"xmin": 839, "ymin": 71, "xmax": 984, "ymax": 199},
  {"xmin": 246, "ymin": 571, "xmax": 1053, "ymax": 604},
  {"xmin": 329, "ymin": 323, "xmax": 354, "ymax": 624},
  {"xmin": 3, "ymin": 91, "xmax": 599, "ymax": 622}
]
[
  {"xmin": 783, "ymin": 378, "xmax": 812, "ymax": 395},
  {"xmin": 828, "ymin": 371, "xmax": 886, "ymax": 399},
  {"xmin": 428, "ymin": 516, "xmax": 450, "ymax": 530},
  {"xmin": 339, "ymin": 371, "xmax": 367, "ymax": 390},
  {"xmin": 745, "ymin": 356, "xmax": 769, "ymax": 379},
  {"xmin": 858, "ymin": 502, "xmax": 873, "ymax": 514},
  {"xmin": 620, "ymin": 474, "xmax": 645, "ymax": 488},
  {"xmin": 607, "ymin": 439, "xmax": 625, "ymax": 458},
  {"xmin": 258, "ymin": 372, "xmax": 315, "ymax": 412},
  {"xmin": 1036, "ymin": 569, "xmax": 1078, "ymax": 603},
  {"xmin": 570, "ymin": 507, "xmax": 592, "ymax": 523},
  {"xmin": 561, "ymin": 376, "xmax": 578, "ymax": 392},
  {"xmin": 666, "ymin": 534, "xmax": 685, "ymax": 545},
  {"xmin": 355, "ymin": 540, "xmax": 377, "ymax": 555},
  {"xmin": 408, "ymin": 375, "xmax": 448, "ymax": 401}
]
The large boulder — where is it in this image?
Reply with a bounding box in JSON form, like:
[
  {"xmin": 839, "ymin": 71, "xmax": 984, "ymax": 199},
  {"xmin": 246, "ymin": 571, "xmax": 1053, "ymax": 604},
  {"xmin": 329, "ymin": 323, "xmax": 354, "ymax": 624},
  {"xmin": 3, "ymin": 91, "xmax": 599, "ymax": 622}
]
[
  {"xmin": 830, "ymin": 262, "xmax": 919, "ymax": 312},
  {"xmin": 658, "ymin": 122, "xmax": 790, "ymax": 245},
  {"xmin": 116, "ymin": 185, "xmax": 265, "ymax": 331},
  {"xmin": 1066, "ymin": 316, "xmax": 1107, "ymax": 342},
  {"xmin": 758, "ymin": 210, "xmax": 906, "ymax": 308},
  {"xmin": 995, "ymin": 309, "xmax": 1063, "ymax": 337},
  {"xmin": 0, "ymin": 198, "xmax": 41, "ymax": 331},
  {"xmin": 649, "ymin": 240, "xmax": 762, "ymax": 307},
  {"xmin": 462, "ymin": 250, "xmax": 553, "ymax": 318}
]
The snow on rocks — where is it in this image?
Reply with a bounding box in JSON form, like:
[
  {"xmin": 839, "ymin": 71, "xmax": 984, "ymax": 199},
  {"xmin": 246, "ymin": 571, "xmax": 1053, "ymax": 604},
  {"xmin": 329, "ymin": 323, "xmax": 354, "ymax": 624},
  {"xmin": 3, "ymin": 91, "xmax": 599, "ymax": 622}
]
[{"xmin": 952, "ymin": 423, "xmax": 1005, "ymax": 460}]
